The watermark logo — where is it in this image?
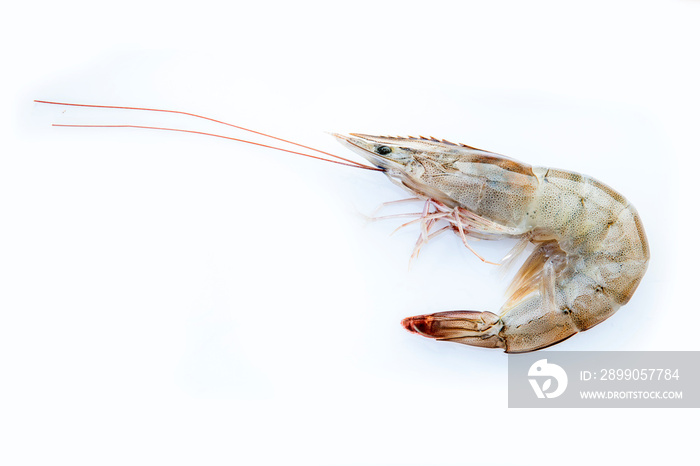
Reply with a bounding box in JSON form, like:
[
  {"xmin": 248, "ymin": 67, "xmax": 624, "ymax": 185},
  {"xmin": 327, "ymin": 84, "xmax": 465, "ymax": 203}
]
[
  {"xmin": 528, "ymin": 359, "xmax": 568, "ymax": 399},
  {"xmin": 509, "ymin": 352, "xmax": 698, "ymax": 408}
]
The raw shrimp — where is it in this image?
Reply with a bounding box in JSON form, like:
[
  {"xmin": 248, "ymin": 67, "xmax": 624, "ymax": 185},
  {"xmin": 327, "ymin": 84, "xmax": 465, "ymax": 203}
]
[
  {"xmin": 36, "ymin": 101, "xmax": 649, "ymax": 352},
  {"xmin": 335, "ymin": 134, "xmax": 649, "ymax": 352}
]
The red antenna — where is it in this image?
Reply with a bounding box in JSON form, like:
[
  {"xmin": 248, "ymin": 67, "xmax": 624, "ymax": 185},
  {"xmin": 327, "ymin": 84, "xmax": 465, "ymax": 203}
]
[{"xmin": 35, "ymin": 100, "xmax": 382, "ymax": 172}]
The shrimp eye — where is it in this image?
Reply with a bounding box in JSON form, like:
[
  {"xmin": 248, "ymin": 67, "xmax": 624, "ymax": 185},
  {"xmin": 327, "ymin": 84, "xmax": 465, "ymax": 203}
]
[{"xmin": 376, "ymin": 146, "xmax": 392, "ymax": 155}]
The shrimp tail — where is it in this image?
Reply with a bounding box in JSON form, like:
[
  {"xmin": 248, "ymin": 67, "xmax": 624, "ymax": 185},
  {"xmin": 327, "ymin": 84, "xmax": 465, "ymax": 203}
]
[{"xmin": 401, "ymin": 311, "xmax": 505, "ymax": 349}]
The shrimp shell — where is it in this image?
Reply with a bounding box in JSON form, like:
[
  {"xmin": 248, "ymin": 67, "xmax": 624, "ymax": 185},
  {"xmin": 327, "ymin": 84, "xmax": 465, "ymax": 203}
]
[{"xmin": 335, "ymin": 133, "xmax": 649, "ymax": 352}]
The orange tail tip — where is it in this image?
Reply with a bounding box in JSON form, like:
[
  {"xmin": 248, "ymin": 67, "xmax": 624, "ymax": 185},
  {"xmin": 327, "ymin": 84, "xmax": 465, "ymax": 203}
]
[{"xmin": 401, "ymin": 311, "xmax": 504, "ymax": 349}]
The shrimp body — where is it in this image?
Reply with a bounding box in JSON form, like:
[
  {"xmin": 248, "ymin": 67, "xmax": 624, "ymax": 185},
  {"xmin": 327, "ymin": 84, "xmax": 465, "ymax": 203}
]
[
  {"xmin": 34, "ymin": 100, "xmax": 649, "ymax": 353},
  {"xmin": 335, "ymin": 134, "xmax": 649, "ymax": 352}
]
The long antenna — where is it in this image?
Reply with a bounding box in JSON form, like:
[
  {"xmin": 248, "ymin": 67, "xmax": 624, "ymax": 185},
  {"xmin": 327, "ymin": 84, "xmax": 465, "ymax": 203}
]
[
  {"xmin": 35, "ymin": 100, "xmax": 379, "ymax": 170},
  {"xmin": 51, "ymin": 123, "xmax": 382, "ymax": 171}
]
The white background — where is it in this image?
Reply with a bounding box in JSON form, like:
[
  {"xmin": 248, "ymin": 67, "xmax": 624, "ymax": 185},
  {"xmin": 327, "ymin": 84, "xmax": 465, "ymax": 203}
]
[{"xmin": 2, "ymin": 1, "xmax": 698, "ymax": 465}]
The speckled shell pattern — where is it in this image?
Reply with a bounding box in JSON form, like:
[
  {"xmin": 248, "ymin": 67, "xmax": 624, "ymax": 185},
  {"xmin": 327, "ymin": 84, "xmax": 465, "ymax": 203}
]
[
  {"xmin": 412, "ymin": 149, "xmax": 648, "ymax": 352},
  {"xmin": 498, "ymin": 167, "xmax": 649, "ymax": 352}
]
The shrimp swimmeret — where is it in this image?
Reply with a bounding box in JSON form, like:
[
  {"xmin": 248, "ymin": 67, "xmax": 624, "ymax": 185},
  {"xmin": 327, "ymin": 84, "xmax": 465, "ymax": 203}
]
[{"xmin": 36, "ymin": 100, "xmax": 650, "ymax": 353}]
